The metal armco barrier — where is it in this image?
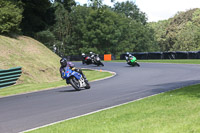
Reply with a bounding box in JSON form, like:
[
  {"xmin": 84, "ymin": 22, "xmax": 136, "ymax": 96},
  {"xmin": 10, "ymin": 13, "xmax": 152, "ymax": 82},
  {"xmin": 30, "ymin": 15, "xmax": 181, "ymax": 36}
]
[{"xmin": 0, "ymin": 67, "xmax": 22, "ymax": 89}]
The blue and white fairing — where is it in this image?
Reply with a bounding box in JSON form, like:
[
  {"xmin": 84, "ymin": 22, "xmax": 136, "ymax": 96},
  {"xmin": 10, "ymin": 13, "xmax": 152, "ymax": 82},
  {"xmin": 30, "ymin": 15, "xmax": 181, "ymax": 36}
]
[
  {"xmin": 62, "ymin": 67, "xmax": 86, "ymax": 88},
  {"xmin": 62, "ymin": 67, "xmax": 82, "ymax": 80}
]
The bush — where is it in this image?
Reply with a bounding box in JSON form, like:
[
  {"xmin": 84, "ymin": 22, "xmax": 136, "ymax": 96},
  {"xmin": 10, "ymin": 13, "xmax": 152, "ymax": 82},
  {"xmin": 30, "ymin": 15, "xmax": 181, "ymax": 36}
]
[
  {"xmin": 35, "ymin": 30, "xmax": 55, "ymax": 48},
  {"xmin": 0, "ymin": 0, "xmax": 23, "ymax": 34}
]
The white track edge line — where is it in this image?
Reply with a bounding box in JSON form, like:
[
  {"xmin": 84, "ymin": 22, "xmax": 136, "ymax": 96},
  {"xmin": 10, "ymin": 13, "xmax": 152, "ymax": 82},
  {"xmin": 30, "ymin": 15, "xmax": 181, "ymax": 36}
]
[{"xmin": 21, "ymin": 86, "xmax": 181, "ymax": 133}]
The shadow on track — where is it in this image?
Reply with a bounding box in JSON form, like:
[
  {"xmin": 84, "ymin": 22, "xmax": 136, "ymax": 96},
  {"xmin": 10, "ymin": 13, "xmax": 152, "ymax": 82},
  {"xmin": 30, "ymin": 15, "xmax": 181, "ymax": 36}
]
[
  {"xmin": 124, "ymin": 66, "xmax": 140, "ymax": 67},
  {"xmin": 58, "ymin": 89, "xmax": 77, "ymax": 92},
  {"xmin": 58, "ymin": 88, "xmax": 88, "ymax": 93}
]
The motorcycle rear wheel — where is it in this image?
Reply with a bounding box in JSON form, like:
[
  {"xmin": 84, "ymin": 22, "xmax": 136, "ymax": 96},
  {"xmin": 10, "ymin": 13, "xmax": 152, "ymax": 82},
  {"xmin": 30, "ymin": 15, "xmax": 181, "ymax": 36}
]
[{"xmin": 69, "ymin": 77, "xmax": 81, "ymax": 91}]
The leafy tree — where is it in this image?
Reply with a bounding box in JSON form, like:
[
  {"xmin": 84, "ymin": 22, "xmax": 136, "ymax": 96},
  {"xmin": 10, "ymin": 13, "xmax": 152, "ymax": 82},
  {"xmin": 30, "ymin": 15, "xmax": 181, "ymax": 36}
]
[
  {"xmin": 88, "ymin": 0, "xmax": 103, "ymax": 9},
  {"xmin": 35, "ymin": 30, "xmax": 56, "ymax": 49},
  {"xmin": 69, "ymin": 5, "xmax": 91, "ymax": 54},
  {"xmin": 68, "ymin": 4, "xmax": 156, "ymax": 55},
  {"xmin": 84, "ymin": 7, "xmax": 122, "ymax": 54},
  {"xmin": 113, "ymin": 1, "xmax": 147, "ymax": 25},
  {"xmin": 51, "ymin": 2, "xmax": 71, "ymax": 56},
  {"xmin": 0, "ymin": 0, "xmax": 23, "ymax": 34},
  {"xmin": 33, "ymin": 0, "xmax": 157, "ymax": 56},
  {"xmin": 55, "ymin": 0, "xmax": 76, "ymax": 12},
  {"xmin": 173, "ymin": 22, "xmax": 200, "ymax": 51},
  {"xmin": 20, "ymin": 0, "xmax": 51, "ymax": 36},
  {"xmin": 148, "ymin": 20, "xmax": 169, "ymax": 51},
  {"xmin": 150, "ymin": 8, "xmax": 200, "ymax": 52}
]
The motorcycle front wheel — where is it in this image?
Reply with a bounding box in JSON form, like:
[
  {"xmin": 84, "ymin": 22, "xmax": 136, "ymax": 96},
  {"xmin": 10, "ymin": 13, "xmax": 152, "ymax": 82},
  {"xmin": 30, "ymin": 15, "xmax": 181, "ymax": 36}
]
[
  {"xmin": 136, "ymin": 62, "xmax": 140, "ymax": 67},
  {"xmin": 69, "ymin": 77, "xmax": 81, "ymax": 91}
]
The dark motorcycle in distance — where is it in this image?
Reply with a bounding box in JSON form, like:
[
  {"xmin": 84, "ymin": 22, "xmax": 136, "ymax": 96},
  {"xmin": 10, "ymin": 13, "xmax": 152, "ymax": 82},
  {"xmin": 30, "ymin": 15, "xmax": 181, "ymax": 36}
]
[
  {"xmin": 84, "ymin": 56, "xmax": 93, "ymax": 65},
  {"xmin": 82, "ymin": 53, "xmax": 104, "ymax": 66},
  {"xmin": 82, "ymin": 53, "xmax": 93, "ymax": 65},
  {"xmin": 93, "ymin": 55, "xmax": 104, "ymax": 66}
]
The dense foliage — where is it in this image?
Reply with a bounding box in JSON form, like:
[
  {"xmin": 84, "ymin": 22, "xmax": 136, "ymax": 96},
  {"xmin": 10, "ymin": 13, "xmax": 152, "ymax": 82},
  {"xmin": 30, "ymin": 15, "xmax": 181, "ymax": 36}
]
[
  {"xmin": 1, "ymin": 0, "xmax": 199, "ymax": 56},
  {"xmin": 0, "ymin": 0, "xmax": 23, "ymax": 34},
  {"xmin": 42, "ymin": 0, "xmax": 157, "ymax": 56},
  {"xmin": 20, "ymin": 0, "xmax": 51, "ymax": 36},
  {"xmin": 149, "ymin": 8, "xmax": 200, "ymax": 52}
]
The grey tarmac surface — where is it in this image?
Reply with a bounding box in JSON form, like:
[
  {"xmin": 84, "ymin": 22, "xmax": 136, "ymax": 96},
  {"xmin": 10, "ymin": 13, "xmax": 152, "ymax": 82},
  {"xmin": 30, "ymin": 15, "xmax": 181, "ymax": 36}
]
[{"xmin": 0, "ymin": 62, "xmax": 200, "ymax": 133}]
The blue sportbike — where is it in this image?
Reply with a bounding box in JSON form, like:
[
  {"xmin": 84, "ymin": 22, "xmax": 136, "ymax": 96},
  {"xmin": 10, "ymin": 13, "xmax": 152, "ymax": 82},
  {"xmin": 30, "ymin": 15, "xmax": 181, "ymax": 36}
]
[{"xmin": 62, "ymin": 67, "xmax": 90, "ymax": 91}]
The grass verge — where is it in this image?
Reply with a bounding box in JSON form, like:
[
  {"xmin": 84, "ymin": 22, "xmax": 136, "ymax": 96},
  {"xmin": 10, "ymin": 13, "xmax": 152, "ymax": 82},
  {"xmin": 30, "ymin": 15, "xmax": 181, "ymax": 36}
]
[
  {"xmin": 27, "ymin": 84, "xmax": 200, "ymax": 133},
  {"xmin": 0, "ymin": 69, "xmax": 113, "ymax": 97}
]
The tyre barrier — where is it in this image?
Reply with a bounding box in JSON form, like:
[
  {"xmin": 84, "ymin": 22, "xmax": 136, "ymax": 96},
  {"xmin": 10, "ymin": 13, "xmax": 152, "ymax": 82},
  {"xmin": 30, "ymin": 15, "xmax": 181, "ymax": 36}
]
[
  {"xmin": 0, "ymin": 67, "xmax": 22, "ymax": 89},
  {"xmin": 120, "ymin": 51, "xmax": 200, "ymax": 60}
]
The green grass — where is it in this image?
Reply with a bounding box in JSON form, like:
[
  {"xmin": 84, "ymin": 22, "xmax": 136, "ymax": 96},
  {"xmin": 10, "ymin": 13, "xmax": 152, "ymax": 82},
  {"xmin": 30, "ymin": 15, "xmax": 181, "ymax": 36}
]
[
  {"xmin": 106, "ymin": 59, "xmax": 200, "ymax": 64},
  {"xmin": 27, "ymin": 84, "xmax": 200, "ymax": 133},
  {"xmin": 0, "ymin": 35, "xmax": 61, "ymax": 84},
  {"xmin": 0, "ymin": 69, "xmax": 113, "ymax": 97}
]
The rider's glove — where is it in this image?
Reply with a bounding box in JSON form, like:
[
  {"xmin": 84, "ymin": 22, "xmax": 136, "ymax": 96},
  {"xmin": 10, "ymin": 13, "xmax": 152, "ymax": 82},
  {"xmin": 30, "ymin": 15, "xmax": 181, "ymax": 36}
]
[{"xmin": 71, "ymin": 67, "xmax": 76, "ymax": 71}]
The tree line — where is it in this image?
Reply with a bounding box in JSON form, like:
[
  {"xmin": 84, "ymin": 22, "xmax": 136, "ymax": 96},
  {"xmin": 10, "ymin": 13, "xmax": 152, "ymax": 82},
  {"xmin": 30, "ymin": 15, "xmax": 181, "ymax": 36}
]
[
  {"xmin": 149, "ymin": 8, "xmax": 200, "ymax": 52},
  {"xmin": 1, "ymin": 0, "xmax": 200, "ymax": 57}
]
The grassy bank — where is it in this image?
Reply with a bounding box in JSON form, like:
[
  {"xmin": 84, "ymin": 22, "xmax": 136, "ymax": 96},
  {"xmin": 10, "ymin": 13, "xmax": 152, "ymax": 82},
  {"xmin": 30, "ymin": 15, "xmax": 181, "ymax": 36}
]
[
  {"xmin": 0, "ymin": 69, "xmax": 113, "ymax": 97},
  {"xmin": 28, "ymin": 83, "xmax": 200, "ymax": 133},
  {"xmin": 0, "ymin": 35, "xmax": 61, "ymax": 84},
  {"xmin": 0, "ymin": 35, "xmax": 114, "ymax": 97}
]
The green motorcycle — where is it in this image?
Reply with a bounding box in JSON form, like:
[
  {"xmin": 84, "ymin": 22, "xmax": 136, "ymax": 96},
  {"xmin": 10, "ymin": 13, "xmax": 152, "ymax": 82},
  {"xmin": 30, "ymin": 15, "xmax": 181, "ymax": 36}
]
[{"xmin": 125, "ymin": 55, "xmax": 140, "ymax": 67}]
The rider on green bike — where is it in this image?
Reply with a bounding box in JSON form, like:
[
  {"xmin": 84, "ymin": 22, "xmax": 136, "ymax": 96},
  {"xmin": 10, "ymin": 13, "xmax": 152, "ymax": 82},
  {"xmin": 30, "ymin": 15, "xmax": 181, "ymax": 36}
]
[{"xmin": 125, "ymin": 52, "xmax": 140, "ymax": 67}]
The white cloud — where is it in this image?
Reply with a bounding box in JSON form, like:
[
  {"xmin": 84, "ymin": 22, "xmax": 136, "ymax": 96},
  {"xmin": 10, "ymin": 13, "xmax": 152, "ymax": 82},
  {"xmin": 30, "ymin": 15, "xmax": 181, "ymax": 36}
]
[{"xmin": 75, "ymin": 0, "xmax": 200, "ymax": 22}]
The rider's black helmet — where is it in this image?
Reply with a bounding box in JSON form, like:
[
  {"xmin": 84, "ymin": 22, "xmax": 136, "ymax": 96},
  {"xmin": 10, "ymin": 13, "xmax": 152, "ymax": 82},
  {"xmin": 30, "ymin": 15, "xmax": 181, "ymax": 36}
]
[{"xmin": 60, "ymin": 58, "xmax": 67, "ymax": 67}]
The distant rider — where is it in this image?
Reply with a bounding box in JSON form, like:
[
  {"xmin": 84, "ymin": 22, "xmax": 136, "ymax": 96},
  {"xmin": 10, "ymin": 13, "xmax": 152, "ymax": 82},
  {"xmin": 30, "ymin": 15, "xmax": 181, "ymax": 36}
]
[
  {"xmin": 81, "ymin": 53, "xmax": 86, "ymax": 64},
  {"xmin": 125, "ymin": 53, "xmax": 137, "ymax": 64},
  {"xmin": 89, "ymin": 51, "xmax": 96, "ymax": 63},
  {"xmin": 125, "ymin": 52, "xmax": 130, "ymax": 62},
  {"xmin": 59, "ymin": 58, "xmax": 88, "ymax": 82}
]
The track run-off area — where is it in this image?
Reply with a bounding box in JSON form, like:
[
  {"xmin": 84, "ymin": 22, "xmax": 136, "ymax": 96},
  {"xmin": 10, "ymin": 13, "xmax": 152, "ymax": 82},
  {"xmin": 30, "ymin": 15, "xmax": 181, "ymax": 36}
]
[{"xmin": 0, "ymin": 62, "xmax": 200, "ymax": 133}]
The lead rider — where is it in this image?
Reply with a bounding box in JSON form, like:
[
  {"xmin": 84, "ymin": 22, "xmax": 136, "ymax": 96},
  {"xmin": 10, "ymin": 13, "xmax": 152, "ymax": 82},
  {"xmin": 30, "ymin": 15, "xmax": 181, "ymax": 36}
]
[{"xmin": 59, "ymin": 58, "xmax": 88, "ymax": 83}]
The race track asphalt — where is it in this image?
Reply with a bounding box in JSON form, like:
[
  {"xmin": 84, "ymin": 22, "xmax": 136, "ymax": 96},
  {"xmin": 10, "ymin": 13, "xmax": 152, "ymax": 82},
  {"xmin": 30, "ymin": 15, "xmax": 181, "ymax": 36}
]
[{"xmin": 0, "ymin": 62, "xmax": 200, "ymax": 133}]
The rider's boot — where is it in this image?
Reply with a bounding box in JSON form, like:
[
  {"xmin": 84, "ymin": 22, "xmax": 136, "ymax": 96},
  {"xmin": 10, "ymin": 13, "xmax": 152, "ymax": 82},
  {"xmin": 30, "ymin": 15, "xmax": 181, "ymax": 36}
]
[
  {"xmin": 76, "ymin": 68, "xmax": 88, "ymax": 82},
  {"xmin": 82, "ymin": 74, "xmax": 88, "ymax": 82}
]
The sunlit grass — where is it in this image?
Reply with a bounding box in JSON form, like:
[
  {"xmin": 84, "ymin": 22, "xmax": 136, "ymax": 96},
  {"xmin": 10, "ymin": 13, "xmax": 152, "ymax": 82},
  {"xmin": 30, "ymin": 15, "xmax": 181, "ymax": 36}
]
[{"xmin": 28, "ymin": 84, "xmax": 200, "ymax": 133}]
